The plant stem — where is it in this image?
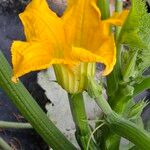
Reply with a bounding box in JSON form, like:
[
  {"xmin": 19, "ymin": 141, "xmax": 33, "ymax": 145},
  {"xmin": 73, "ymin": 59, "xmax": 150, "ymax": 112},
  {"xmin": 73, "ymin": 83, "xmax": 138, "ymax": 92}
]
[
  {"xmin": 68, "ymin": 93, "xmax": 97, "ymax": 150},
  {"xmin": 94, "ymin": 94, "xmax": 112, "ymax": 115},
  {"xmin": 0, "ymin": 137, "xmax": 11, "ymax": 150},
  {"xmin": 133, "ymin": 77, "xmax": 150, "ymax": 96},
  {"xmin": 88, "ymin": 77, "xmax": 113, "ymax": 115},
  {"xmin": 0, "ymin": 121, "xmax": 32, "ymax": 129},
  {"xmin": 115, "ymin": 0, "xmax": 123, "ymax": 12},
  {"xmin": 98, "ymin": 0, "xmax": 110, "ymax": 19},
  {"xmin": 98, "ymin": 0, "xmax": 123, "ymax": 96},
  {"xmin": 86, "ymin": 122, "xmax": 105, "ymax": 150},
  {"xmin": 88, "ymin": 78, "xmax": 150, "ymax": 149},
  {"xmin": 0, "ymin": 51, "xmax": 77, "ymax": 150},
  {"xmin": 106, "ymin": 0, "xmax": 124, "ymax": 96},
  {"xmin": 107, "ymin": 113, "xmax": 150, "ymax": 150},
  {"xmin": 115, "ymin": 0, "xmax": 123, "ymax": 73},
  {"xmin": 115, "ymin": 0, "xmax": 123, "ymax": 40}
]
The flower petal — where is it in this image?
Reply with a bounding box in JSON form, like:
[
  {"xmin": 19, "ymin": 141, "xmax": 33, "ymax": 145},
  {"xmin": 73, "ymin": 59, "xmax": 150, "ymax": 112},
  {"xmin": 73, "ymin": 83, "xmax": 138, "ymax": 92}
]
[
  {"xmin": 63, "ymin": 0, "xmax": 103, "ymax": 50},
  {"xmin": 65, "ymin": 0, "xmax": 75, "ymax": 11},
  {"xmin": 11, "ymin": 41, "xmax": 67, "ymax": 82},
  {"xmin": 100, "ymin": 10, "xmax": 129, "ymax": 36},
  {"xmin": 104, "ymin": 10, "xmax": 129, "ymax": 26},
  {"xmin": 19, "ymin": 0, "xmax": 67, "ymax": 49},
  {"xmin": 95, "ymin": 36, "xmax": 116, "ymax": 75},
  {"xmin": 71, "ymin": 36, "xmax": 116, "ymax": 75},
  {"xmin": 71, "ymin": 47, "xmax": 104, "ymax": 62}
]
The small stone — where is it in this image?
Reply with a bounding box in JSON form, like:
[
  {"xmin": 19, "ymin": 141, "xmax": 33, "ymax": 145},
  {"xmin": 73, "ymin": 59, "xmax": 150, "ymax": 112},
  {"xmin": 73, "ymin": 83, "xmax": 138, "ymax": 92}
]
[
  {"xmin": 0, "ymin": 0, "xmax": 66, "ymax": 15},
  {"xmin": 47, "ymin": 0, "xmax": 66, "ymax": 16}
]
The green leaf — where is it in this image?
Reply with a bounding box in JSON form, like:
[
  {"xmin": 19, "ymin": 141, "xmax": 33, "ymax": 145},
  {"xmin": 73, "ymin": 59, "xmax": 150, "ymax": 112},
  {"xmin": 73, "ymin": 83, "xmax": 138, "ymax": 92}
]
[
  {"xmin": 123, "ymin": 99, "xmax": 148, "ymax": 130},
  {"xmin": 128, "ymin": 100, "xmax": 147, "ymax": 122},
  {"xmin": 122, "ymin": 50, "xmax": 138, "ymax": 82},
  {"xmin": 133, "ymin": 76, "xmax": 150, "ymax": 96},
  {"xmin": 120, "ymin": 0, "xmax": 150, "ymax": 80},
  {"xmin": 119, "ymin": 0, "xmax": 147, "ymax": 49}
]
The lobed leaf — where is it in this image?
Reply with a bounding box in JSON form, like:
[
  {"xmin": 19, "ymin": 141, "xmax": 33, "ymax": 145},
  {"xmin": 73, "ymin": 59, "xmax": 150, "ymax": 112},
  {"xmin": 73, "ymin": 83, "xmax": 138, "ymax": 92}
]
[{"xmin": 120, "ymin": 0, "xmax": 150, "ymax": 80}]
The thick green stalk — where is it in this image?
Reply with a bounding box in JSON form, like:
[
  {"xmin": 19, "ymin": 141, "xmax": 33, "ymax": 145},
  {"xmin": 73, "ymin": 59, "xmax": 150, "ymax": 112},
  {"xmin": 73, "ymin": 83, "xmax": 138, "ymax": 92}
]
[
  {"xmin": 98, "ymin": 0, "xmax": 110, "ymax": 19},
  {"xmin": 107, "ymin": 113, "xmax": 150, "ymax": 150},
  {"xmin": 68, "ymin": 93, "xmax": 97, "ymax": 150},
  {"xmin": 0, "ymin": 137, "xmax": 11, "ymax": 150},
  {"xmin": 0, "ymin": 51, "xmax": 76, "ymax": 150},
  {"xmin": 0, "ymin": 121, "xmax": 32, "ymax": 129},
  {"xmin": 133, "ymin": 77, "xmax": 150, "ymax": 96},
  {"xmin": 88, "ymin": 78, "xmax": 150, "ymax": 149}
]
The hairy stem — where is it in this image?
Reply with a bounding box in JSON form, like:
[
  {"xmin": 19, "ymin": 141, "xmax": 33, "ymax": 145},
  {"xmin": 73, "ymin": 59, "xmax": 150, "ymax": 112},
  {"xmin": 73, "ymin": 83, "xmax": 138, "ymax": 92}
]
[{"xmin": 0, "ymin": 121, "xmax": 32, "ymax": 129}]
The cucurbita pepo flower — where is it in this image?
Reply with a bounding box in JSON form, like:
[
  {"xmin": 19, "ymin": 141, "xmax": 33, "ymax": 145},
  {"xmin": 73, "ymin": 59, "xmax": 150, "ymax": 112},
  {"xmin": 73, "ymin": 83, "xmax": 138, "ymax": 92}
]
[{"xmin": 11, "ymin": 0, "xmax": 128, "ymax": 93}]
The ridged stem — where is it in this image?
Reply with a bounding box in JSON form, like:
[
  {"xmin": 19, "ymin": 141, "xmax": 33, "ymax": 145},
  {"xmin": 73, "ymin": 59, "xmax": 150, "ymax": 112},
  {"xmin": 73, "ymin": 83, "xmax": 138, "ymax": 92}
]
[
  {"xmin": 0, "ymin": 51, "xmax": 77, "ymax": 150},
  {"xmin": 107, "ymin": 113, "xmax": 150, "ymax": 150},
  {"xmin": 98, "ymin": 0, "xmax": 110, "ymax": 19},
  {"xmin": 68, "ymin": 93, "xmax": 97, "ymax": 150}
]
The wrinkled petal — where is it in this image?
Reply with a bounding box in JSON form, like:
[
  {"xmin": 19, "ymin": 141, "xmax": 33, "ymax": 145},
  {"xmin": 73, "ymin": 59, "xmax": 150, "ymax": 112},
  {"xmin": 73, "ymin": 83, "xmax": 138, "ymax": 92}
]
[
  {"xmin": 103, "ymin": 10, "xmax": 129, "ymax": 26},
  {"xmin": 71, "ymin": 36, "xmax": 116, "ymax": 75},
  {"xmin": 11, "ymin": 41, "xmax": 68, "ymax": 82},
  {"xmin": 71, "ymin": 47, "xmax": 104, "ymax": 62},
  {"xmin": 63, "ymin": 0, "xmax": 103, "ymax": 50},
  {"xmin": 11, "ymin": 0, "xmax": 122, "ymax": 83},
  {"xmin": 95, "ymin": 36, "xmax": 116, "ymax": 75},
  {"xmin": 108, "ymin": 10, "xmax": 129, "ymax": 26},
  {"xmin": 101, "ymin": 10, "xmax": 129, "ymax": 36},
  {"xmin": 65, "ymin": 0, "xmax": 75, "ymax": 12},
  {"xmin": 20, "ymin": 0, "xmax": 67, "ymax": 50}
]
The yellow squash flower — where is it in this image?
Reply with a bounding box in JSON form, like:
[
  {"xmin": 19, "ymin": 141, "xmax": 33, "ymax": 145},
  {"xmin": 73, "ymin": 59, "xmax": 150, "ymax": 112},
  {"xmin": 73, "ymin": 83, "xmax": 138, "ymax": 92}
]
[{"xmin": 11, "ymin": 0, "xmax": 128, "ymax": 93}]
